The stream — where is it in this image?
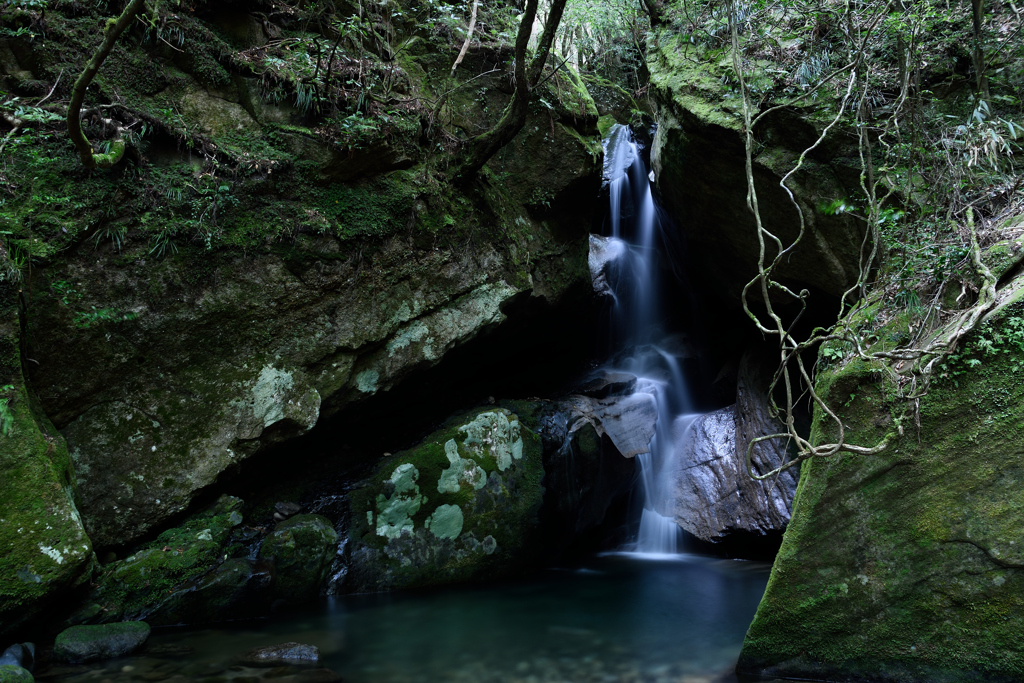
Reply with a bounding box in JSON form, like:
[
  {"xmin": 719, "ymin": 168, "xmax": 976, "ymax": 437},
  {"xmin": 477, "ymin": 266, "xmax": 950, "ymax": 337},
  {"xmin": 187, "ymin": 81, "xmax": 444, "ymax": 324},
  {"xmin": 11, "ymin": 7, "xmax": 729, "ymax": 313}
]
[{"xmin": 42, "ymin": 555, "xmax": 768, "ymax": 683}]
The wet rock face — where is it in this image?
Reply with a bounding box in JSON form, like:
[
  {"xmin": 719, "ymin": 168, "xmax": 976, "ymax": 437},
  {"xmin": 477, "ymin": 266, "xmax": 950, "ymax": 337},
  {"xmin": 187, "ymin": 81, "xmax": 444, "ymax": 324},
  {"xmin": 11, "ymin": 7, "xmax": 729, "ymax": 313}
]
[
  {"xmin": 53, "ymin": 622, "xmax": 151, "ymax": 664},
  {"xmin": 671, "ymin": 405, "xmax": 797, "ymax": 542},
  {"xmin": 347, "ymin": 407, "xmax": 546, "ymax": 591},
  {"xmin": 647, "ymin": 37, "xmax": 867, "ymax": 306},
  {"xmin": 671, "ymin": 352, "xmax": 798, "ymax": 543}
]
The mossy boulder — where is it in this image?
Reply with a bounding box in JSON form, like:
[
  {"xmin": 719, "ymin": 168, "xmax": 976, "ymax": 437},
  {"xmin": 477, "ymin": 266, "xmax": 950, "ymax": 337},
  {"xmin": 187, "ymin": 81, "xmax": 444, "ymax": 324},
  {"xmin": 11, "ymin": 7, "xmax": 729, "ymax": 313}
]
[
  {"xmin": 0, "ymin": 264, "xmax": 93, "ymax": 638},
  {"xmin": 0, "ymin": 666, "xmax": 32, "ymax": 683},
  {"xmin": 258, "ymin": 514, "xmax": 338, "ymax": 602},
  {"xmin": 74, "ymin": 495, "xmax": 261, "ymax": 626},
  {"xmin": 737, "ymin": 272, "xmax": 1024, "ymax": 681},
  {"xmin": 52, "ymin": 621, "xmax": 150, "ymax": 664},
  {"xmin": 347, "ymin": 406, "xmax": 545, "ymax": 591}
]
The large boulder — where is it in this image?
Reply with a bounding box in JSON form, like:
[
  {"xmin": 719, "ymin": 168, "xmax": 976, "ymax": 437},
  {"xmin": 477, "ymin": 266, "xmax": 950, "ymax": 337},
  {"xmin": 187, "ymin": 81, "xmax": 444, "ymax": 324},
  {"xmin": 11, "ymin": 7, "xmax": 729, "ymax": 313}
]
[
  {"xmin": 671, "ymin": 350, "xmax": 798, "ymax": 544},
  {"xmin": 347, "ymin": 407, "xmax": 546, "ymax": 591},
  {"xmin": 52, "ymin": 622, "xmax": 150, "ymax": 664},
  {"xmin": 738, "ymin": 273, "xmax": 1024, "ymax": 681},
  {"xmin": 0, "ymin": 263, "xmax": 93, "ymax": 638}
]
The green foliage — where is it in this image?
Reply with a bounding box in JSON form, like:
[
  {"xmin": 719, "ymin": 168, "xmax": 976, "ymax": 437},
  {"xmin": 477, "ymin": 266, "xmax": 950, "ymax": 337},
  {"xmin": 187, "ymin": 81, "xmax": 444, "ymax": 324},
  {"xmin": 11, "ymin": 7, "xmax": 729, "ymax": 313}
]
[
  {"xmin": 73, "ymin": 306, "xmax": 139, "ymax": 329},
  {"xmin": 938, "ymin": 310, "xmax": 1024, "ymax": 382},
  {"xmin": 561, "ymin": 0, "xmax": 649, "ymax": 89},
  {"xmin": 0, "ymin": 384, "xmax": 14, "ymax": 436}
]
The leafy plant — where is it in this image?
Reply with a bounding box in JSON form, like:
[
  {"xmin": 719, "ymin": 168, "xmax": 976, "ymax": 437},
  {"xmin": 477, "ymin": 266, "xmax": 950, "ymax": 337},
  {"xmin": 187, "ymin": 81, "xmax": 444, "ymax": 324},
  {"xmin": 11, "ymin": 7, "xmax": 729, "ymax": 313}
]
[{"xmin": 0, "ymin": 383, "xmax": 14, "ymax": 436}]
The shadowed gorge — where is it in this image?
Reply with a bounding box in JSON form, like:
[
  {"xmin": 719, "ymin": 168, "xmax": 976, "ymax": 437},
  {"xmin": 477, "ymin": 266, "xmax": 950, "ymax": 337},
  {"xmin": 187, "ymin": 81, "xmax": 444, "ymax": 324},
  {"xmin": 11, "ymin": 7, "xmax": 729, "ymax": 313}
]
[{"xmin": 2, "ymin": 0, "xmax": 1024, "ymax": 682}]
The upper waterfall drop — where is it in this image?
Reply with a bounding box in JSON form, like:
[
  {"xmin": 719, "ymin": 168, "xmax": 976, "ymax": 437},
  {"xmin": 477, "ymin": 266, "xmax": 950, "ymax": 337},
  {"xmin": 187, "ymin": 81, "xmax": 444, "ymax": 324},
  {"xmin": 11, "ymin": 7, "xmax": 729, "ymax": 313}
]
[{"xmin": 596, "ymin": 124, "xmax": 699, "ymax": 556}]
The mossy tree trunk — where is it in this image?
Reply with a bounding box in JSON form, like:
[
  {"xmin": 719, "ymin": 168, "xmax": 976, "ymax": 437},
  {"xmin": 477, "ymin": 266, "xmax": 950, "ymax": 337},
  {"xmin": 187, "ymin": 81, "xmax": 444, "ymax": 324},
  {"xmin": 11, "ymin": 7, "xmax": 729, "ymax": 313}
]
[{"xmin": 67, "ymin": 0, "xmax": 147, "ymax": 169}]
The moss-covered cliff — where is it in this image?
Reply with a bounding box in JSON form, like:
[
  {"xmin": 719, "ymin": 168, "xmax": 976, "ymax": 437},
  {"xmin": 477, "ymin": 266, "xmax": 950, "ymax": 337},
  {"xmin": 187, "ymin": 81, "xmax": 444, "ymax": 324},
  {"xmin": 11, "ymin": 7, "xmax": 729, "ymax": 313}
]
[
  {"xmin": 0, "ymin": 0, "xmax": 603, "ymax": 628},
  {"xmin": 737, "ymin": 264, "xmax": 1024, "ymax": 682}
]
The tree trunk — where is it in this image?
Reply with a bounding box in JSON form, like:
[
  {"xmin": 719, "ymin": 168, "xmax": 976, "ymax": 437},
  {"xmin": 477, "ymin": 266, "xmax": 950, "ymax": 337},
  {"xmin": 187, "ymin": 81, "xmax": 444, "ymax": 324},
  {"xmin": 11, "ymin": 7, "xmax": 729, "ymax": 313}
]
[
  {"xmin": 452, "ymin": 0, "xmax": 569, "ymax": 181},
  {"xmin": 67, "ymin": 0, "xmax": 147, "ymax": 169}
]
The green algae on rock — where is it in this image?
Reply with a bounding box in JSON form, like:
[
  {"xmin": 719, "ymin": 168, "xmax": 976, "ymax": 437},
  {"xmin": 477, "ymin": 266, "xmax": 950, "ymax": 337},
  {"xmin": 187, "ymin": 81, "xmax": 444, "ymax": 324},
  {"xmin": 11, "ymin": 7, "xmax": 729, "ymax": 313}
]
[
  {"xmin": 0, "ymin": 665, "xmax": 33, "ymax": 683},
  {"xmin": 53, "ymin": 621, "xmax": 150, "ymax": 664},
  {"xmin": 348, "ymin": 407, "xmax": 544, "ymax": 591},
  {"xmin": 737, "ymin": 271, "xmax": 1024, "ymax": 682},
  {"xmin": 259, "ymin": 514, "xmax": 338, "ymax": 603}
]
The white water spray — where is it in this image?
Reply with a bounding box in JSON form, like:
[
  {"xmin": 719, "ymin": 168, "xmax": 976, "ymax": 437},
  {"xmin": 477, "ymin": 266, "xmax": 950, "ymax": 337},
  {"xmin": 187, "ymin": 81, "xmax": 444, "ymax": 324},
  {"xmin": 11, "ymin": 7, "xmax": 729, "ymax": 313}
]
[{"xmin": 600, "ymin": 125, "xmax": 699, "ymax": 555}]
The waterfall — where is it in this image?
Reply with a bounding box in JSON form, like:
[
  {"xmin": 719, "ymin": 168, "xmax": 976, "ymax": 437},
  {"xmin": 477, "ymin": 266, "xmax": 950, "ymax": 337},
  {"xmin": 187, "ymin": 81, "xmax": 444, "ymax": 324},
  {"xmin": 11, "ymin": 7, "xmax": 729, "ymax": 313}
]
[{"xmin": 600, "ymin": 124, "xmax": 697, "ymax": 555}]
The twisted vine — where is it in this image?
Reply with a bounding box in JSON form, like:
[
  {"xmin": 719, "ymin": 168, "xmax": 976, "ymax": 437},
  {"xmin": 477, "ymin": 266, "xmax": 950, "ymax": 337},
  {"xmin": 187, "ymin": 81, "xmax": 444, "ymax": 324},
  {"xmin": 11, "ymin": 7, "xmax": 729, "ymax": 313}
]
[{"xmin": 723, "ymin": 0, "xmax": 1002, "ymax": 481}]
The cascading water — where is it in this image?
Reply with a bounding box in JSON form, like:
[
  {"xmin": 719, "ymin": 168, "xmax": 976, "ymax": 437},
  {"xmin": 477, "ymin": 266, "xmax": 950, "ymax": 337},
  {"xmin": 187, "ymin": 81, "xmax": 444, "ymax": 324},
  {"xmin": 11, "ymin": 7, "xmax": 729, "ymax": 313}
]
[{"xmin": 600, "ymin": 124, "xmax": 698, "ymax": 555}]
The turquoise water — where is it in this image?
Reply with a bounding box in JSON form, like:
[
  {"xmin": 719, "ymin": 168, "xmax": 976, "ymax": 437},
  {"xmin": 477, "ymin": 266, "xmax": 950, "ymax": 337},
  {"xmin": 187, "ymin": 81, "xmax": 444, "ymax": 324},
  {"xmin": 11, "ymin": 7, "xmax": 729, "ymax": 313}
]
[{"xmin": 44, "ymin": 554, "xmax": 769, "ymax": 683}]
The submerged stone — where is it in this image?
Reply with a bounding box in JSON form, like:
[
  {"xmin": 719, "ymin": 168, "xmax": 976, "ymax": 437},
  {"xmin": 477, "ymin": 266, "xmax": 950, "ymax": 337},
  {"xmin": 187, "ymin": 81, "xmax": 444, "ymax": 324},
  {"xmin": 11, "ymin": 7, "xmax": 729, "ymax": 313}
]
[
  {"xmin": 53, "ymin": 621, "xmax": 150, "ymax": 664},
  {"xmin": 242, "ymin": 642, "xmax": 320, "ymax": 666}
]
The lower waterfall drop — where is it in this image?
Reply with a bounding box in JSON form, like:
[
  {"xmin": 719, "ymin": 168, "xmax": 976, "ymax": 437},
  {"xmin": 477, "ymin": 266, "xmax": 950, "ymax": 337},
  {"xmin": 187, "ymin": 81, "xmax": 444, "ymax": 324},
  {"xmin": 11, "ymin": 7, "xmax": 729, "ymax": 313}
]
[{"xmin": 600, "ymin": 124, "xmax": 697, "ymax": 555}]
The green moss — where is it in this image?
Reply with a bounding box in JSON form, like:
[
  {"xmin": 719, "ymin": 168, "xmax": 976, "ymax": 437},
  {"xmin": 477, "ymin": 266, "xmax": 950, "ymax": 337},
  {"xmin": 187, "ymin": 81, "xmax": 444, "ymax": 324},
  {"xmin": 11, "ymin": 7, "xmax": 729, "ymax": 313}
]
[
  {"xmin": 84, "ymin": 496, "xmax": 245, "ymax": 622},
  {"xmin": 258, "ymin": 514, "xmax": 337, "ymax": 602},
  {"xmin": 739, "ymin": 281, "xmax": 1024, "ymax": 682},
  {"xmin": 0, "ymin": 665, "xmax": 34, "ymax": 682},
  {"xmin": 0, "ymin": 277, "xmax": 93, "ymax": 638}
]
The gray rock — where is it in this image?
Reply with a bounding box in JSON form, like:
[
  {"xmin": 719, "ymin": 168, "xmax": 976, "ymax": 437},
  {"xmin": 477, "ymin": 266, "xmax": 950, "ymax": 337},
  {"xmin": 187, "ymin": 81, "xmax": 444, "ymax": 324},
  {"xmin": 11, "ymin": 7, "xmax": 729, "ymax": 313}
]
[
  {"xmin": 0, "ymin": 644, "xmax": 33, "ymax": 672},
  {"xmin": 0, "ymin": 665, "xmax": 32, "ymax": 683},
  {"xmin": 562, "ymin": 391, "xmax": 658, "ymax": 458},
  {"xmin": 588, "ymin": 234, "xmax": 627, "ymax": 297},
  {"xmin": 242, "ymin": 642, "xmax": 320, "ymax": 666},
  {"xmin": 273, "ymin": 501, "xmax": 302, "ymax": 523},
  {"xmin": 670, "ymin": 405, "xmax": 796, "ymax": 542},
  {"xmin": 53, "ymin": 622, "xmax": 150, "ymax": 664}
]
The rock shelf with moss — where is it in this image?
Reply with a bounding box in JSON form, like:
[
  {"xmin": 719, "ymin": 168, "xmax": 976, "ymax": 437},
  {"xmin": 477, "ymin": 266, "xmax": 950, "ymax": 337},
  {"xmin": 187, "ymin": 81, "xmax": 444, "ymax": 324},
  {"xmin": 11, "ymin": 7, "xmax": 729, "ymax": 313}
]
[{"xmin": 0, "ymin": 1, "xmax": 601, "ymax": 555}]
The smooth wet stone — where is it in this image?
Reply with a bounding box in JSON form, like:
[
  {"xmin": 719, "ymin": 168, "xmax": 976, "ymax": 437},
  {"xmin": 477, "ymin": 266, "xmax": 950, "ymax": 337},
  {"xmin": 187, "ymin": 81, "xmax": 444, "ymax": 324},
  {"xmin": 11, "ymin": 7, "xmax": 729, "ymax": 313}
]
[
  {"xmin": 0, "ymin": 665, "xmax": 32, "ymax": 683},
  {"xmin": 273, "ymin": 501, "xmax": 302, "ymax": 522},
  {"xmin": 588, "ymin": 234, "xmax": 628, "ymax": 298},
  {"xmin": 562, "ymin": 391, "xmax": 658, "ymax": 458},
  {"xmin": 0, "ymin": 644, "xmax": 33, "ymax": 672},
  {"xmin": 53, "ymin": 622, "xmax": 150, "ymax": 664},
  {"xmin": 241, "ymin": 642, "xmax": 320, "ymax": 666}
]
